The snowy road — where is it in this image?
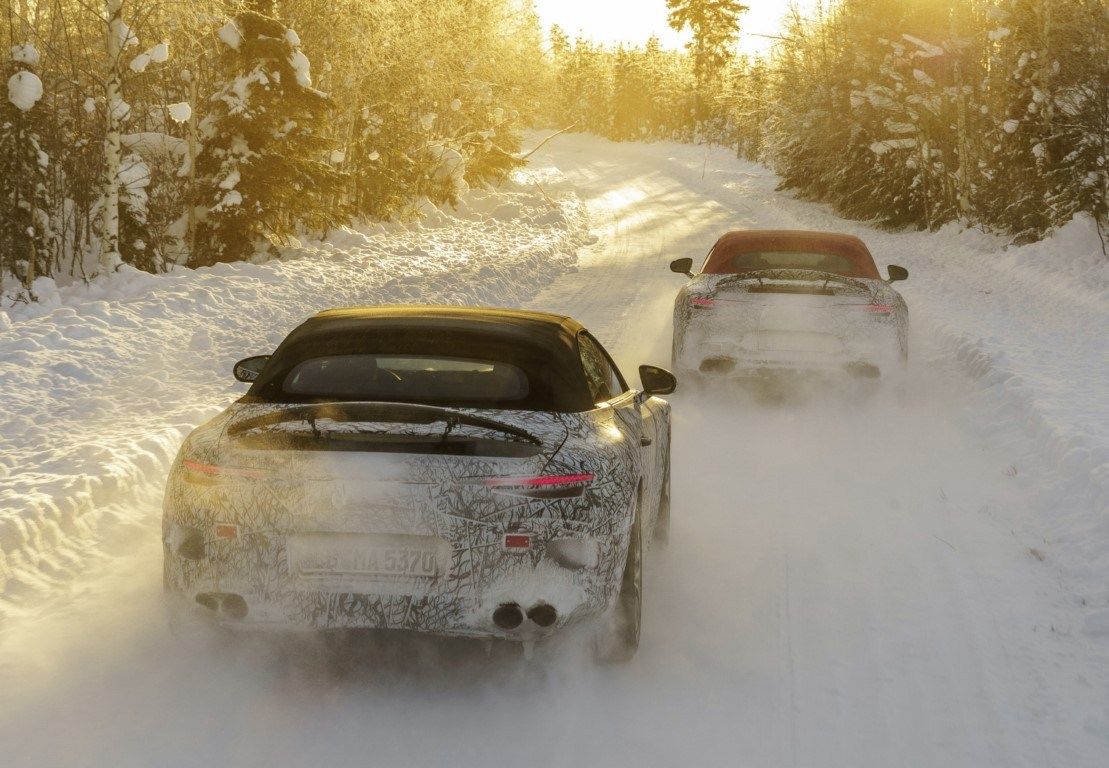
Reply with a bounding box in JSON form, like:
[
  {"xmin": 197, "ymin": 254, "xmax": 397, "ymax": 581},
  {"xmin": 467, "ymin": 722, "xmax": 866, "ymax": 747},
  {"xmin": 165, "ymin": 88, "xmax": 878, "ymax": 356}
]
[{"xmin": 2, "ymin": 135, "xmax": 1107, "ymax": 767}]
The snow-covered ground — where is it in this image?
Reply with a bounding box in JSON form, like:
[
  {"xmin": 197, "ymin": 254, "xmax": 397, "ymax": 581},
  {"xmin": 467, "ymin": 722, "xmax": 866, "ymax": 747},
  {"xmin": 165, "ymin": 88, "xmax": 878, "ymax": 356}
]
[{"xmin": 0, "ymin": 134, "xmax": 1106, "ymax": 767}]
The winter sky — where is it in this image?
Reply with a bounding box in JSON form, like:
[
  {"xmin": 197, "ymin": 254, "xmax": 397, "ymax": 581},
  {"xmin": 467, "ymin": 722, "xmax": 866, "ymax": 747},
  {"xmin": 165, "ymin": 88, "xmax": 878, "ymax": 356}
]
[{"xmin": 533, "ymin": 0, "xmax": 819, "ymax": 55}]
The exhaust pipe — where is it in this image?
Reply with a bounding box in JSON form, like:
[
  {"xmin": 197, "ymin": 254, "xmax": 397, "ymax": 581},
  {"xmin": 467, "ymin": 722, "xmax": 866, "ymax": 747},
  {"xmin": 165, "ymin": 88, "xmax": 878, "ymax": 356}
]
[
  {"xmin": 845, "ymin": 362, "xmax": 880, "ymax": 379},
  {"xmin": 195, "ymin": 592, "xmax": 248, "ymax": 620},
  {"xmin": 527, "ymin": 604, "xmax": 557, "ymax": 628},
  {"xmin": 492, "ymin": 603, "xmax": 525, "ymax": 630},
  {"xmin": 699, "ymin": 356, "xmax": 736, "ymax": 374}
]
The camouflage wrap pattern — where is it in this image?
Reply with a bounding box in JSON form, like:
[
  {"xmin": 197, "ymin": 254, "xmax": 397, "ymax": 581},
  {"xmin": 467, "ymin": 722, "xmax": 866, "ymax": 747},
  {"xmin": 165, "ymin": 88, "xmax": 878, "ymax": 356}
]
[
  {"xmin": 163, "ymin": 397, "xmax": 670, "ymax": 639},
  {"xmin": 671, "ymin": 269, "xmax": 910, "ymax": 375}
]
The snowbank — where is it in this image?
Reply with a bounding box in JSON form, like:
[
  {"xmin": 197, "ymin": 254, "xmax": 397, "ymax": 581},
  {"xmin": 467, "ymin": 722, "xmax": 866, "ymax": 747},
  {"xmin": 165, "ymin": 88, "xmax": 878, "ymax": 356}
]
[{"xmin": 0, "ymin": 167, "xmax": 589, "ymax": 617}]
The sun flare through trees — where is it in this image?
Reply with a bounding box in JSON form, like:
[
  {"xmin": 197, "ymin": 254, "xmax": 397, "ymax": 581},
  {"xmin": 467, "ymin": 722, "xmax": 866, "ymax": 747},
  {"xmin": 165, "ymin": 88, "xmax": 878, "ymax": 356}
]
[{"xmin": 1, "ymin": 0, "xmax": 1105, "ymax": 302}]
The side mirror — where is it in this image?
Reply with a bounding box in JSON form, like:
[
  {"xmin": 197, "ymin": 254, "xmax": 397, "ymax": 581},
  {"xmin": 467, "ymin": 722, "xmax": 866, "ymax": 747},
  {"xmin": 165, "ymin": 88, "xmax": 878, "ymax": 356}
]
[
  {"xmin": 639, "ymin": 364, "xmax": 677, "ymax": 396},
  {"xmin": 887, "ymin": 264, "xmax": 908, "ymax": 283},
  {"xmin": 233, "ymin": 355, "xmax": 270, "ymax": 383},
  {"xmin": 669, "ymin": 257, "xmax": 694, "ymax": 278}
]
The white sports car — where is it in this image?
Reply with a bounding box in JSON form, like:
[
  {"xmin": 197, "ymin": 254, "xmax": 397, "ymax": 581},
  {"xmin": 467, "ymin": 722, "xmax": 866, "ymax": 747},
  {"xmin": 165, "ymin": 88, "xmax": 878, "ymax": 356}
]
[
  {"xmin": 670, "ymin": 230, "xmax": 909, "ymax": 380},
  {"xmin": 163, "ymin": 306, "xmax": 675, "ymax": 660}
]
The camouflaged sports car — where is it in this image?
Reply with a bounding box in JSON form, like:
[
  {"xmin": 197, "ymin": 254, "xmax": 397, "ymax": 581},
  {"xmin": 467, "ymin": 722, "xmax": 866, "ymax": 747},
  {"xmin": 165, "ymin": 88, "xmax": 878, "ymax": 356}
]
[
  {"xmin": 163, "ymin": 306, "xmax": 675, "ymax": 660},
  {"xmin": 670, "ymin": 230, "xmax": 909, "ymax": 381}
]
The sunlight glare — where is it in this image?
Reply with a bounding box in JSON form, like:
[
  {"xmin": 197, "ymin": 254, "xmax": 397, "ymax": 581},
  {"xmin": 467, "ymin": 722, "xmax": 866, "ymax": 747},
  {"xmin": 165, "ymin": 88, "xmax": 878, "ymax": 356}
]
[{"xmin": 533, "ymin": 0, "xmax": 818, "ymax": 55}]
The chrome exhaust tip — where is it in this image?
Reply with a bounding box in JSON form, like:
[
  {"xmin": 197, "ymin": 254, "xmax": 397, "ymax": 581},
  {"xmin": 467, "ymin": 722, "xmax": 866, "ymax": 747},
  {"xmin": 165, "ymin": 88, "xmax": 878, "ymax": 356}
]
[
  {"xmin": 195, "ymin": 592, "xmax": 248, "ymax": 620},
  {"xmin": 492, "ymin": 603, "xmax": 525, "ymax": 630},
  {"xmin": 527, "ymin": 603, "xmax": 557, "ymax": 628},
  {"xmin": 699, "ymin": 356, "xmax": 736, "ymax": 374}
]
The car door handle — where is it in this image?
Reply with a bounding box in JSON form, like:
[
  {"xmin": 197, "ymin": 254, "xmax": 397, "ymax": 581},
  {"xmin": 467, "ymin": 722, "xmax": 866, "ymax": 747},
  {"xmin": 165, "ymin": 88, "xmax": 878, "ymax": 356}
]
[{"xmin": 640, "ymin": 436, "xmax": 652, "ymax": 447}]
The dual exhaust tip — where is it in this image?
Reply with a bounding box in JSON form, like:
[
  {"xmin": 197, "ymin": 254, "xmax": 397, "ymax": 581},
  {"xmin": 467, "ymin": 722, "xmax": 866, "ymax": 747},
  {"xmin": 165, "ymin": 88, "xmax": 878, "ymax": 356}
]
[
  {"xmin": 196, "ymin": 593, "xmax": 555, "ymax": 630},
  {"xmin": 196, "ymin": 592, "xmax": 248, "ymax": 620},
  {"xmin": 493, "ymin": 602, "xmax": 557, "ymax": 630}
]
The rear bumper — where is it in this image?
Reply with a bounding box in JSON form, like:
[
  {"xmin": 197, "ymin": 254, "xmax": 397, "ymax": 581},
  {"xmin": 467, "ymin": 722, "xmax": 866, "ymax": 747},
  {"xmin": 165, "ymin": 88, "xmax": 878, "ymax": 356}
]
[
  {"xmin": 162, "ymin": 530, "xmax": 623, "ymax": 640},
  {"xmin": 676, "ymin": 330, "xmax": 903, "ymax": 378},
  {"xmin": 694, "ymin": 352, "xmax": 884, "ymax": 379}
]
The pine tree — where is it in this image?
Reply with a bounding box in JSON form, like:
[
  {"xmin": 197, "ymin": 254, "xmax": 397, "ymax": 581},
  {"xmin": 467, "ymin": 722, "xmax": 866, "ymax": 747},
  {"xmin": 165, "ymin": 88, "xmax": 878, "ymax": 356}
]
[
  {"xmin": 666, "ymin": 0, "xmax": 748, "ymax": 122},
  {"xmin": 612, "ymin": 47, "xmax": 652, "ymax": 140},
  {"xmin": 984, "ymin": 0, "xmax": 1108, "ymax": 240},
  {"xmin": 190, "ymin": 11, "xmax": 346, "ymax": 266}
]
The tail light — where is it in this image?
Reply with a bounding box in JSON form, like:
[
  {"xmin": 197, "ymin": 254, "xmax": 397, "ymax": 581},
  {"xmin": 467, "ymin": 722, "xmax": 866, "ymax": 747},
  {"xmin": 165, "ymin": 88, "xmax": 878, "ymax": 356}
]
[
  {"xmin": 861, "ymin": 303, "xmax": 893, "ymax": 315},
  {"xmin": 484, "ymin": 473, "xmax": 594, "ymax": 499},
  {"xmin": 690, "ymin": 296, "xmax": 715, "ymax": 308},
  {"xmin": 182, "ymin": 459, "xmax": 268, "ymax": 483}
]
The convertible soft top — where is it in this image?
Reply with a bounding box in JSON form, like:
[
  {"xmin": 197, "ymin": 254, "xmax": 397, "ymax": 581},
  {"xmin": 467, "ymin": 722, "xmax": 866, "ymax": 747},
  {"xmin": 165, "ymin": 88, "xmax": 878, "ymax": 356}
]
[
  {"xmin": 243, "ymin": 305, "xmax": 596, "ymax": 411},
  {"xmin": 278, "ymin": 305, "xmax": 584, "ymax": 351},
  {"xmin": 702, "ymin": 230, "xmax": 881, "ymax": 279}
]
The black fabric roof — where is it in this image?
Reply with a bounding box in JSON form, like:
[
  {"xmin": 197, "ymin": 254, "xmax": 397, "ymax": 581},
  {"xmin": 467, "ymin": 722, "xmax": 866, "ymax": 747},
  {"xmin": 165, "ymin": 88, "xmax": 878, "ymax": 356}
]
[{"xmin": 242, "ymin": 305, "xmax": 595, "ymax": 412}]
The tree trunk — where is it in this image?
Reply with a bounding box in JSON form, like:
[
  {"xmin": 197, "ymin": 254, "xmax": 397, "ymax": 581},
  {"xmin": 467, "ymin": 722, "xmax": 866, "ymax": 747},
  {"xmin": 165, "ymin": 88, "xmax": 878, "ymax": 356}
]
[
  {"xmin": 99, "ymin": 0, "xmax": 124, "ymax": 275},
  {"xmin": 186, "ymin": 74, "xmax": 198, "ymax": 259}
]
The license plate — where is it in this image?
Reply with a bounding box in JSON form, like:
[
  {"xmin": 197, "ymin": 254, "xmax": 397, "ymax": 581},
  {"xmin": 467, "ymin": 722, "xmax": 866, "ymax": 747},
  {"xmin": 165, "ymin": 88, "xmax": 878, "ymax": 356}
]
[{"xmin": 287, "ymin": 534, "xmax": 449, "ymax": 588}]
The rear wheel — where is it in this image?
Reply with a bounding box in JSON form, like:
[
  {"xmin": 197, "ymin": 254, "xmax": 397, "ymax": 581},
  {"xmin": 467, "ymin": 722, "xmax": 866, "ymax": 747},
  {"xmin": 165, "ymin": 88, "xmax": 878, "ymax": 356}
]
[{"xmin": 595, "ymin": 512, "xmax": 643, "ymax": 663}]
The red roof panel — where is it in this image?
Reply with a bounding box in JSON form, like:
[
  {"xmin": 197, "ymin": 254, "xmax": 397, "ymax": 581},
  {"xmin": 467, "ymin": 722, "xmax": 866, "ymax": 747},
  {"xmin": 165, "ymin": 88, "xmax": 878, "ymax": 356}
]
[{"xmin": 702, "ymin": 230, "xmax": 881, "ymax": 279}]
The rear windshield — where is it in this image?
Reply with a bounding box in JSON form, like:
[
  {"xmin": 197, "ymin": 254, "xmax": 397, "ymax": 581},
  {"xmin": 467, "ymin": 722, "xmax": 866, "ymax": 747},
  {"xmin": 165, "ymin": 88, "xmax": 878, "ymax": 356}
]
[
  {"xmin": 246, "ymin": 322, "xmax": 594, "ymax": 412},
  {"xmin": 284, "ymin": 355, "xmax": 530, "ymax": 404},
  {"xmin": 718, "ymin": 250, "xmax": 860, "ymax": 276}
]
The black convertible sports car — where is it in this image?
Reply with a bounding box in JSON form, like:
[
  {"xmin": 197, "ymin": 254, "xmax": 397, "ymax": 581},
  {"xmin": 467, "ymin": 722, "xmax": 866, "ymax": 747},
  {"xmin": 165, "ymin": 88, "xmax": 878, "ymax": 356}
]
[{"xmin": 163, "ymin": 306, "xmax": 676, "ymax": 660}]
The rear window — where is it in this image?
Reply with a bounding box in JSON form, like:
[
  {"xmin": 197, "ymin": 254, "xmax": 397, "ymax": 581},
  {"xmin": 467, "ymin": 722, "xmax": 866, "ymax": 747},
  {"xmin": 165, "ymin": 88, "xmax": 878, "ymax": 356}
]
[
  {"xmin": 247, "ymin": 322, "xmax": 595, "ymax": 412},
  {"xmin": 719, "ymin": 250, "xmax": 860, "ymax": 276},
  {"xmin": 284, "ymin": 355, "xmax": 530, "ymax": 404}
]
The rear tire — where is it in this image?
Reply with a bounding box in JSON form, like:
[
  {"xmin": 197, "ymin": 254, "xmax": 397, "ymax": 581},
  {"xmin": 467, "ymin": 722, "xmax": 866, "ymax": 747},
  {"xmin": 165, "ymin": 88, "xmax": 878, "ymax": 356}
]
[{"xmin": 594, "ymin": 512, "xmax": 643, "ymax": 663}]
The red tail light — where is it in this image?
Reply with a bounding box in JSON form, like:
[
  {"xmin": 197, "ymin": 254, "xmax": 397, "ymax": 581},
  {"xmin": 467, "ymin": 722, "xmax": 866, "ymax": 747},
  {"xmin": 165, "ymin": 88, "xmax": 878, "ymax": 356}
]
[
  {"xmin": 183, "ymin": 459, "xmax": 267, "ymax": 481},
  {"xmin": 485, "ymin": 473, "xmax": 594, "ymax": 499},
  {"xmin": 861, "ymin": 304, "xmax": 893, "ymax": 314},
  {"xmin": 690, "ymin": 296, "xmax": 715, "ymax": 308}
]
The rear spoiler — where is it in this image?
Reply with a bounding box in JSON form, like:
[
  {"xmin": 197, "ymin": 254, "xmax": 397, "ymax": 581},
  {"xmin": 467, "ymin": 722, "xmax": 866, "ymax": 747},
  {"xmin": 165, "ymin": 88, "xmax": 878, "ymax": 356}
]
[
  {"xmin": 714, "ymin": 269, "xmax": 876, "ymax": 296},
  {"xmin": 226, "ymin": 401, "xmax": 542, "ymax": 446}
]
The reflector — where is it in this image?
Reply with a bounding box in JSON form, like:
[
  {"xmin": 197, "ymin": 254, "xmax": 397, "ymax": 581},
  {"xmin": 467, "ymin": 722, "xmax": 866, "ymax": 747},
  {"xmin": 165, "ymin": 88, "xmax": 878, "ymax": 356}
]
[
  {"xmin": 183, "ymin": 459, "xmax": 266, "ymax": 480},
  {"xmin": 214, "ymin": 523, "xmax": 239, "ymax": 540},
  {"xmin": 504, "ymin": 533, "xmax": 532, "ymax": 550}
]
